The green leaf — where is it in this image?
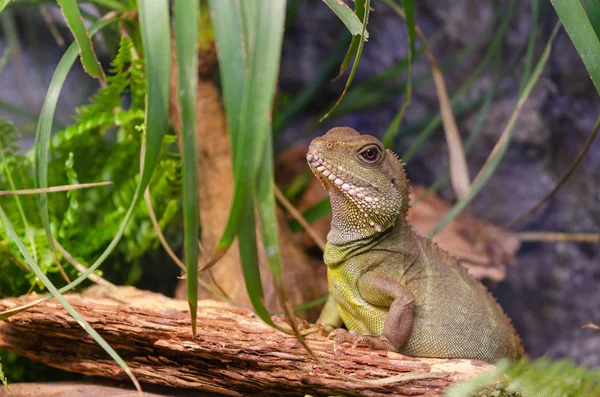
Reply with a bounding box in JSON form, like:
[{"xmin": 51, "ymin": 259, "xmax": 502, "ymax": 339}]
[
  {"xmin": 289, "ymin": 197, "xmax": 331, "ymax": 233},
  {"xmin": 322, "ymin": 0, "xmax": 369, "ymax": 38},
  {"xmin": 551, "ymin": 0, "xmax": 600, "ymax": 96},
  {"xmin": 174, "ymin": 0, "xmax": 200, "ymax": 335},
  {"xmin": 0, "ymin": 355, "xmax": 9, "ymax": 395},
  {"xmin": 33, "ymin": 16, "xmax": 118, "ymax": 301},
  {"xmin": 382, "ymin": 0, "xmax": 415, "ymax": 148},
  {"xmin": 333, "ymin": 0, "xmax": 364, "ymax": 78},
  {"xmin": 0, "ymin": 203, "xmax": 142, "ymax": 393},
  {"xmin": 273, "ymin": 31, "xmax": 351, "ymax": 134},
  {"xmin": 519, "ymin": 0, "xmax": 539, "ymax": 94},
  {"xmin": 427, "ymin": 22, "xmax": 561, "ymax": 237},
  {"xmin": 320, "ymin": 0, "xmax": 370, "ymax": 121},
  {"xmin": 0, "ymin": 0, "xmax": 11, "ymax": 15},
  {"xmin": 402, "ymin": 2, "xmax": 513, "ymax": 162},
  {"xmin": 23, "ymin": 1, "xmax": 169, "ymax": 307},
  {"xmin": 56, "ymin": 0, "xmax": 106, "ymax": 81},
  {"xmin": 200, "ymin": 0, "xmax": 246, "ymax": 268},
  {"xmin": 581, "ymin": 0, "xmax": 600, "ymax": 43},
  {"xmin": 238, "ymin": 0, "xmax": 287, "ymax": 328},
  {"xmin": 209, "ymin": 0, "xmax": 245, "ymax": 147}
]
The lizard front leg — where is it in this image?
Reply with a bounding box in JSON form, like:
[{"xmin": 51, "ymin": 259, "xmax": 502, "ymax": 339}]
[
  {"xmin": 316, "ymin": 294, "xmax": 344, "ymax": 335},
  {"xmin": 332, "ymin": 271, "xmax": 415, "ymax": 351}
]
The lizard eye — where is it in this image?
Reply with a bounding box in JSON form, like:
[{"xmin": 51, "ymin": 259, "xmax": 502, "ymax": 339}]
[{"xmin": 358, "ymin": 145, "xmax": 381, "ymax": 164}]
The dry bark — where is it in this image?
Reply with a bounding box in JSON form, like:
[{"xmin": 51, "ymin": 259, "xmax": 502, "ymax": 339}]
[
  {"xmin": 0, "ymin": 287, "xmax": 495, "ymax": 397},
  {"xmin": 0, "ymin": 380, "xmax": 206, "ymax": 397}
]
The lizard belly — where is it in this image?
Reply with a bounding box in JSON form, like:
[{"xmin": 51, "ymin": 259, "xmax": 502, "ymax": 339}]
[{"xmin": 327, "ymin": 269, "xmax": 387, "ymax": 336}]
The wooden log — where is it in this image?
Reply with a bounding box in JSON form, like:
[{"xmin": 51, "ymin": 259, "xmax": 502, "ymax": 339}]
[
  {"xmin": 0, "ymin": 380, "xmax": 207, "ymax": 397},
  {"xmin": 0, "ymin": 287, "xmax": 494, "ymax": 396}
]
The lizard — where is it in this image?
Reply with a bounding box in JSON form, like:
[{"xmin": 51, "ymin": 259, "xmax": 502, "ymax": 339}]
[{"xmin": 305, "ymin": 127, "xmax": 524, "ymax": 364}]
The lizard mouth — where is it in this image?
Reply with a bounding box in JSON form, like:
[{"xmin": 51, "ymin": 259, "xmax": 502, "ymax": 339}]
[{"xmin": 306, "ymin": 150, "xmax": 379, "ymax": 204}]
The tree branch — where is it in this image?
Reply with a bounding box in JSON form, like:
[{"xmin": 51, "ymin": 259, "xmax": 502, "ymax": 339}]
[{"xmin": 0, "ymin": 287, "xmax": 494, "ymax": 396}]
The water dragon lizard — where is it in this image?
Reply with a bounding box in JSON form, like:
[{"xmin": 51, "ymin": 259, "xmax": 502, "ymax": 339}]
[{"xmin": 306, "ymin": 127, "xmax": 524, "ymax": 364}]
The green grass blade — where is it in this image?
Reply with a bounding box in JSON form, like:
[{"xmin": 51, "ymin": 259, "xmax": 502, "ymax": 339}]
[
  {"xmin": 0, "ymin": 1, "xmax": 10, "ymax": 15},
  {"xmin": 56, "ymin": 0, "xmax": 106, "ymax": 81},
  {"xmin": 239, "ymin": 0, "xmax": 287, "ymax": 328},
  {"xmin": 209, "ymin": 0, "xmax": 245, "ymax": 147},
  {"xmin": 336, "ymin": 36, "xmax": 359, "ymax": 80},
  {"xmin": 237, "ymin": 200, "xmax": 275, "ymax": 325},
  {"xmin": 402, "ymin": 3, "xmax": 513, "ymax": 162},
  {"xmin": 582, "ymin": 0, "xmax": 600, "ymax": 42},
  {"xmin": 551, "ymin": 0, "xmax": 600, "ymax": 96},
  {"xmin": 0, "ymin": 120, "xmax": 37, "ymax": 266},
  {"xmin": 0, "ymin": 355, "xmax": 8, "ymax": 395},
  {"xmin": 519, "ymin": 0, "xmax": 539, "ymax": 94},
  {"xmin": 199, "ymin": 0, "xmax": 246, "ymax": 269},
  {"xmin": 33, "ymin": 16, "xmax": 118, "ymax": 294},
  {"xmin": 24, "ymin": 3, "xmax": 170, "ymax": 302},
  {"xmin": 289, "ymin": 197, "xmax": 330, "ymax": 232},
  {"xmin": 273, "ymin": 31, "xmax": 350, "ymax": 134},
  {"xmin": 174, "ymin": 0, "xmax": 200, "ymax": 335},
  {"xmin": 0, "ymin": 203, "xmax": 142, "ymax": 394},
  {"xmin": 88, "ymin": 0, "xmax": 127, "ymax": 11},
  {"xmin": 322, "ymin": 0, "xmax": 369, "ymax": 38},
  {"xmin": 382, "ymin": 0, "xmax": 415, "ymax": 148},
  {"xmin": 505, "ymin": 114, "xmax": 600, "ymax": 228},
  {"xmin": 418, "ymin": 65, "xmax": 499, "ymax": 200},
  {"xmin": 333, "ymin": 0, "xmax": 364, "ymax": 78},
  {"xmin": 138, "ymin": 0, "xmax": 172, "ymax": 190},
  {"xmin": 320, "ymin": 0, "xmax": 370, "ymax": 121},
  {"xmin": 427, "ymin": 22, "xmax": 561, "ymax": 237}
]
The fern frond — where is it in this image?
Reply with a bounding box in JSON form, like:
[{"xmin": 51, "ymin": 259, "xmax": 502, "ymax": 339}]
[
  {"xmin": 0, "ymin": 355, "xmax": 10, "ymax": 395},
  {"xmin": 74, "ymin": 36, "xmax": 134, "ymax": 123},
  {"xmin": 130, "ymin": 58, "xmax": 146, "ymax": 109},
  {"xmin": 52, "ymin": 109, "xmax": 144, "ymax": 147},
  {"xmin": 447, "ymin": 358, "xmax": 600, "ymax": 397}
]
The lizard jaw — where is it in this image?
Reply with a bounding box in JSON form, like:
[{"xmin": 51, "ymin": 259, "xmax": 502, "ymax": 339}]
[{"xmin": 307, "ymin": 150, "xmax": 385, "ymax": 233}]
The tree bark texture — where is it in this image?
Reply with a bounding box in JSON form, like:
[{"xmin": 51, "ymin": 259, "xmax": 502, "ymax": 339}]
[{"xmin": 0, "ymin": 287, "xmax": 494, "ymax": 397}]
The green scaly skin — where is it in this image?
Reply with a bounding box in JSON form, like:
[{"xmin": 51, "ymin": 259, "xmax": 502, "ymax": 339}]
[{"xmin": 307, "ymin": 127, "xmax": 524, "ymax": 364}]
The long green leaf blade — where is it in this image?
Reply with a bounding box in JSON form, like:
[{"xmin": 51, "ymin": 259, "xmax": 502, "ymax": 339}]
[
  {"xmin": 551, "ymin": 0, "xmax": 600, "ymax": 96},
  {"xmin": 322, "ymin": 0, "xmax": 369, "ymax": 38},
  {"xmin": 174, "ymin": 0, "xmax": 200, "ymax": 335},
  {"xmin": 0, "ymin": 0, "xmax": 11, "ymax": 15},
  {"xmin": 427, "ymin": 22, "xmax": 561, "ymax": 237},
  {"xmin": 582, "ymin": 0, "xmax": 600, "ymax": 45},
  {"xmin": 138, "ymin": 0, "xmax": 171, "ymax": 190},
  {"xmin": 333, "ymin": 0, "xmax": 364, "ymax": 78},
  {"xmin": 199, "ymin": 0, "xmax": 246, "ymax": 269},
  {"xmin": 209, "ymin": 0, "xmax": 245, "ymax": 148},
  {"xmin": 33, "ymin": 16, "xmax": 117, "ymax": 299},
  {"xmin": 237, "ymin": 0, "xmax": 287, "ymax": 328},
  {"xmin": 0, "ymin": 203, "xmax": 142, "ymax": 394},
  {"xmin": 56, "ymin": 0, "xmax": 106, "ymax": 81},
  {"xmin": 320, "ymin": 0, "xmax": 370, "ymax": 121},
  {"xmin": 382, "ymin": 0, "xmax": 415, "ymax": 148},
  {"xmin": 20, "ymin": 3, "xmax": 170, "ymax": 308}
]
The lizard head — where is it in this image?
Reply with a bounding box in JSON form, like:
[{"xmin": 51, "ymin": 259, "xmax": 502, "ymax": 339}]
[{"xmin": 307, "ymin": 127, "xmax": 409, "ymax": 243}]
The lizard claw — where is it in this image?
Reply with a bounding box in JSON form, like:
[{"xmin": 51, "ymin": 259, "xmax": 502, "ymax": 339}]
[
  {"xmin": 327, "ymin": 328, "xmax": 395, "ymax": 352},
  {"xmin": 271, "ymin": 314, "xmax": 312, "ymax": 331}
]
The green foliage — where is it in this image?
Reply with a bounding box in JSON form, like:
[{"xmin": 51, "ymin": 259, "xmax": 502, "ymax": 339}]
[
  {"xmin": 447, "ymin": 358, "xmax": 600, "ymax": 397},
  {"xmin": 0, "ymin": 355, "xmax": 9, "ymax": 395},
  {"xmin": 0, "ymin": 35, "xmax": 182, "ymax": 297}
]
